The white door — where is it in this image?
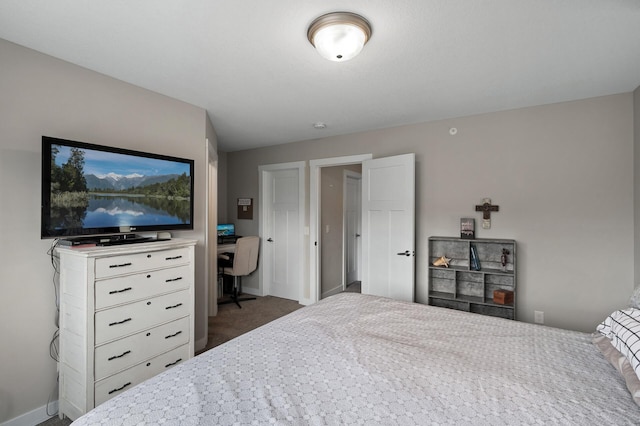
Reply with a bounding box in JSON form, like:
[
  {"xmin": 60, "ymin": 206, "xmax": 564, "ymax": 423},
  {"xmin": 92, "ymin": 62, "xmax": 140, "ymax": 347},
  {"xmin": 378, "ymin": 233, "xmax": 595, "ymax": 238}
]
[
  {"xmin": 361, "ymin": 153, "xmax": 415, "ymax": 302},
  {"xmin": 261, "ymin": 166, "xmax": 303, "ymax": 301},
  {"xmin": 344, "ymin": 171, "xmax": 361, "ymax": 286}
]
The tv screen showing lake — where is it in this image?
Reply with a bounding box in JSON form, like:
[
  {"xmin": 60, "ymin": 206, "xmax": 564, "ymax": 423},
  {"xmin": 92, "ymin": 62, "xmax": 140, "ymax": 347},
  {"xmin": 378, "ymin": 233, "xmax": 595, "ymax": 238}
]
[
  {"xmin": 46, "ymin": 143, "xmax": 193, "ymax": 234},
  {"xmin": 83, "ymin": 195, "xmax": 190, "ymax": 227}
]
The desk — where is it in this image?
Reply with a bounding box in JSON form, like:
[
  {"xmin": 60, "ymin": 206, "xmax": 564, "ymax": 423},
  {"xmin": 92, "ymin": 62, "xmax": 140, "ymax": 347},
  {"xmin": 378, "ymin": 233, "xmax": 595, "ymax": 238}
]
[
  {"xmin": 217, "ymin": 243, "xmax": 236, "ymax": 254},
  {"xmin": 217, "ymin": 244, "xmax": 235, "ymax": 299}
]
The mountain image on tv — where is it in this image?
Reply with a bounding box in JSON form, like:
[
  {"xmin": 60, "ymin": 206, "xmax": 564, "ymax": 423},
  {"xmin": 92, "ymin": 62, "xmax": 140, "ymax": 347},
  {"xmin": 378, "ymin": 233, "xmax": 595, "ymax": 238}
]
[
  {"xmin": 47, "ymin": 144, "xmax": 192, "ymax": 233},
  {"xmin": 84, "ymin": 172, "xmax": 183, "ymax": 192}
]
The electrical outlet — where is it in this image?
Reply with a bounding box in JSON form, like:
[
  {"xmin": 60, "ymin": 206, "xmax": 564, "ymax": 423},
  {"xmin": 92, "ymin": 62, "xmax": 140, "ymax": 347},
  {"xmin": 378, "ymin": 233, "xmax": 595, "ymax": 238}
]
[{"xmin": 534, "ymin": 310, "xmax": 544, "ymax": 324}]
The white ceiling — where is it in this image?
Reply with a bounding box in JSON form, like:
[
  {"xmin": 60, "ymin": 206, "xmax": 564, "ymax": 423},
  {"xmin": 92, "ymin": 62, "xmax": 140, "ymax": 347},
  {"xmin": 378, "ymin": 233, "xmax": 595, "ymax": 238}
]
[{"xmin": 1, "ymin": 1, "xmax": 639, "ymax": 152}]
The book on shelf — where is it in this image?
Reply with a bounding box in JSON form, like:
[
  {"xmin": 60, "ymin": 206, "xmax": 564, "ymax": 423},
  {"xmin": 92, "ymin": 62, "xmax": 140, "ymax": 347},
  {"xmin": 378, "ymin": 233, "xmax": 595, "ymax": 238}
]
[
  {"xmin": 460, "ymin": 218, "xmax": 475, "ymax": 239},
  {"xmin": 470, "ymin": 243, "xmax": 481, "ymax": 271}
]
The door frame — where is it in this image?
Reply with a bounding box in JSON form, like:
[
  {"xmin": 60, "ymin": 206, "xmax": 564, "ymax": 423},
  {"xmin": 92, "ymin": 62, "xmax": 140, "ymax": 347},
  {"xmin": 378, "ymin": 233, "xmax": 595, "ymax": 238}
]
[
  {"xmin": 309, "ymin": 154, "xmax": 372, "ymax": 304},
  {"xmin": 206, "ymin": 139, "xmax": 218, "ymax": 319},
  {"xmin": 258, "ymin": 161, "xmax": 306, "ymax": 301}
]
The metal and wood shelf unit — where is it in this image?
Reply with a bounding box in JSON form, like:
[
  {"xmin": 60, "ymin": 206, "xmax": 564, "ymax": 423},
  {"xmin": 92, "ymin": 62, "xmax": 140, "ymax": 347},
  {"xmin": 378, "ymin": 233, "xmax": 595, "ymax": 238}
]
[{"xmin": 428, "ymin": 236, "xmax": 516, "ymax": 319}]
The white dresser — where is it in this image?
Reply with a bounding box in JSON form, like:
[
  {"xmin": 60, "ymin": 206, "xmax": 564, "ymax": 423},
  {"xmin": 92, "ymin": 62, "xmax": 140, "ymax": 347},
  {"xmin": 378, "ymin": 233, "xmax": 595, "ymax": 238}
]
[{"xmin": 56, "ymin": 238, "xmax": 197, "ymax": 420}]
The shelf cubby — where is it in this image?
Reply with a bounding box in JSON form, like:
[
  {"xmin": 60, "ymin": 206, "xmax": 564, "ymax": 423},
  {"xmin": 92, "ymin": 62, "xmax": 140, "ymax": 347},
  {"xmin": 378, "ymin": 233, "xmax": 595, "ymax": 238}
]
[{"xmin": 428, "ymin": 236, "xmax": 517, "ymax": 320}]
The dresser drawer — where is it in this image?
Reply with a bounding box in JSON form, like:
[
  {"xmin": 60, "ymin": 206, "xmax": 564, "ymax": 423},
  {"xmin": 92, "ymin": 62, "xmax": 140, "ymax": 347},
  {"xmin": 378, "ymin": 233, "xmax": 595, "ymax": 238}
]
[
  {"xmin": 95, "ymin": 247, "xmax": 190, "ymax": 279},
  {"xmin": 94, "ymin": 344, "xmax": 189, "ymax": 406},
  {"xmin": 95, "ymin": 265, "xmax": 191, "ymax": 309},
  {"xmin": 95, "ymin": 290, "xmax": 191, "ymax": 345},
  {"xmin": 94, "ymin": 316, "xmax": 190, "ymax": 380}
]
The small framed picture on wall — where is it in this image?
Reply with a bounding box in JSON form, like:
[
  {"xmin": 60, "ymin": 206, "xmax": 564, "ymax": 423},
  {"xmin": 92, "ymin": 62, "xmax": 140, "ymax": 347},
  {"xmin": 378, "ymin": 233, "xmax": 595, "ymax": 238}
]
[{"xmin": 460, "ymin": 218, "xmax": 475, "ymax": 239}]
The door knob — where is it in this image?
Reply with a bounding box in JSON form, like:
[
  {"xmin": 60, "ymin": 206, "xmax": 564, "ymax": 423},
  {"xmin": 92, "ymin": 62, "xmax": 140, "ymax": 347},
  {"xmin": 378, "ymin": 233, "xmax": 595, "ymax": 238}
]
[
  {"xmin": 267, "ymin": 238, "xmax": 274, "ymax": 242},
  {"xmin": 396, "ymin": 250, "xmax": 410, "ymax": 256},
  {"xmin": 355, "ymin": 234, "xmax": 361, "ymax": 237}
]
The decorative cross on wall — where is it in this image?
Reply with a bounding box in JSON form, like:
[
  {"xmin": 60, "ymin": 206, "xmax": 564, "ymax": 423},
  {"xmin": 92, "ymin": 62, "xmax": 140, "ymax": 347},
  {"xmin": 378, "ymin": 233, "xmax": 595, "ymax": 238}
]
[{"xmin": 475, "ymin": 198, "xmax": 499, "ymax": 229}]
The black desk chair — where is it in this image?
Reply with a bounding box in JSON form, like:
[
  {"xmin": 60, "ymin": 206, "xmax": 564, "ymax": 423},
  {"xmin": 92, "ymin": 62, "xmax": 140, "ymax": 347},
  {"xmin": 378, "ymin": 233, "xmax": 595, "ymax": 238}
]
[{"xmin": 218, "ymin": 236, "xmax": 259, "ymax": 308}]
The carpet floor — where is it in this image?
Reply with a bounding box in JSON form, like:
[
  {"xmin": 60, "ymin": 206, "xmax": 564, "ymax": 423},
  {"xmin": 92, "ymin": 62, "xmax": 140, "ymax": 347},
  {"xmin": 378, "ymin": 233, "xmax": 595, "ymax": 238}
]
[{"xmin": 199, "ymin": 294, "xmax": 303, "ymax": 354}]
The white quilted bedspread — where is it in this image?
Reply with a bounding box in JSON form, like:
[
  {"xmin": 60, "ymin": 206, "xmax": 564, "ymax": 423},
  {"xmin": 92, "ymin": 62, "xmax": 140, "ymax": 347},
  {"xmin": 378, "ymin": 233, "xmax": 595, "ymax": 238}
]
[{"xmin": 72, "ymin": 293, "xmax": 640, "ymax": 425}]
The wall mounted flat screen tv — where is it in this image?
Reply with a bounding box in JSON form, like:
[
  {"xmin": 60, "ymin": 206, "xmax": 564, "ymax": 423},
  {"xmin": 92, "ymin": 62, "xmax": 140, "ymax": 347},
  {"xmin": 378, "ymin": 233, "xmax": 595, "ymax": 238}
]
[{"xmin": 41, "ymin": 136, "xmax": 194, "ymax": 239}]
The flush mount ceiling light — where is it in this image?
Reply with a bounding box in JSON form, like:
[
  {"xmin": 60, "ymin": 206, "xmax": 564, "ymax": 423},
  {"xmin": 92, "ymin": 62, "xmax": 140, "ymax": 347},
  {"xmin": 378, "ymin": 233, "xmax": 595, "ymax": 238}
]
[{"xmin": 307, "ymin": 12, "xmax": 372, "ymax": 62}]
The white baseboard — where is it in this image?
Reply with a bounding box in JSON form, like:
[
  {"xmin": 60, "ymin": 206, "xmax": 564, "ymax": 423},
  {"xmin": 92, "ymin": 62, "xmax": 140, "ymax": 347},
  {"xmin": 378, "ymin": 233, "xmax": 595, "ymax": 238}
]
[
  {"xmin": 241, "ymin": 287, "xmax": 261, "ymax": 296},
  {"xmin": 1, "ymin": 401, "xmax": 58, "ymax": 426},
  {"xmin": 195, "ymin": 336, "xmax": 208, "ymax": 352},
  {"xmin": 321, "ymin": 285, "xmax": 343, "ymax": 299},
  {"xmin": 298, "ymin": 297, "xmax": 312, "ymax": 306}
]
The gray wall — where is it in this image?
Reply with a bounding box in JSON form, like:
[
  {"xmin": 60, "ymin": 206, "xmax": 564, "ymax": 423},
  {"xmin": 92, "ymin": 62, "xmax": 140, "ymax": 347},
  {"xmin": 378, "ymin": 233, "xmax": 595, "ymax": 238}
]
[
  {"xmin": 227, "ymin": 93, "xmax": 635, "ymax": 333},
  {"xmin": 0, "ymin": 39, "xmax": 211, "ymax": 423}
]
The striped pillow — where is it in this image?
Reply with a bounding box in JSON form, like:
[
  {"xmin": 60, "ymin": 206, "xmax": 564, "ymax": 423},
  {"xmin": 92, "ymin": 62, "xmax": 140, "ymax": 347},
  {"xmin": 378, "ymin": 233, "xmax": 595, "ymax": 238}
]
[{"xmin": 597, "ymin": 308, "xmax": 640, "ymax": 381}]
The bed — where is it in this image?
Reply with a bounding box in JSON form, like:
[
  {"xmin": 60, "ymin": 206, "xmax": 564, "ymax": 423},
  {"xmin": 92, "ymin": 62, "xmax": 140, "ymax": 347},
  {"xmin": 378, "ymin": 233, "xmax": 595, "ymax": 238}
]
[{"xmin": 71, "ymin": 293, "xmax": 640, "ymax": 425}]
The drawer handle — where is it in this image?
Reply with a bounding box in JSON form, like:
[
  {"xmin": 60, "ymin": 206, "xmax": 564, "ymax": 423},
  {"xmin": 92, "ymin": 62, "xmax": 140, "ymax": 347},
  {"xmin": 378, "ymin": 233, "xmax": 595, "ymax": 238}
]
[
  {"xmin": 108, "ymin": 287, "xmax": 132, "ymax": 295},
  {"xmin": 165, "ymin": 277, "xmax": 183, "ymax": 283},
  {"xmin": 108, "ymin": 262, "xmax": 132, "ymax": 269},
  {"xmin": 108, "ymin": 382, "xmax": 131, "ymax": 395},
  {"xmin": 165, "ymin": 331, "xmax": 182, "ymax": 339},
  {"xmin": 165, "ymin": 303, "xmax": 183, "ymax": 310},
  {"xmin": 108, "ymin": 350, "xmax": 131, "ymax": 361},
  {"xmin": 165, "ymin": 358, "xmax": 182, "ymax": 368},
  {"xmin": 165, "ymin": 255, "xmax": 183, "ymax": 261},
  {"xmin": 109, "ymin": 318, "xmax": 132, "ymax": 326}
]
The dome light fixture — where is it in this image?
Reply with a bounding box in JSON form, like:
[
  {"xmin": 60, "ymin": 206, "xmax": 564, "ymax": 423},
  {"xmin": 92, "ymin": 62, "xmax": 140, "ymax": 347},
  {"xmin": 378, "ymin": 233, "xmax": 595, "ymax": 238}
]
[{"xmin": 307, "ymin": 12, "xmax": 372, "ymax": 62}]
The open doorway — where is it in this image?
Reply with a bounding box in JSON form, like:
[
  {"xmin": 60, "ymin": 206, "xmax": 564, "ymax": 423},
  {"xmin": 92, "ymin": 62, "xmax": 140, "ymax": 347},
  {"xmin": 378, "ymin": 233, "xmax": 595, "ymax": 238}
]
[
  {"xmin": 310, "ymin": 154, "xmax": 372, "ymax": 303},
  {"xmin": 319, "ymin": 165, "xmax": 362, "ymax": 299}
]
